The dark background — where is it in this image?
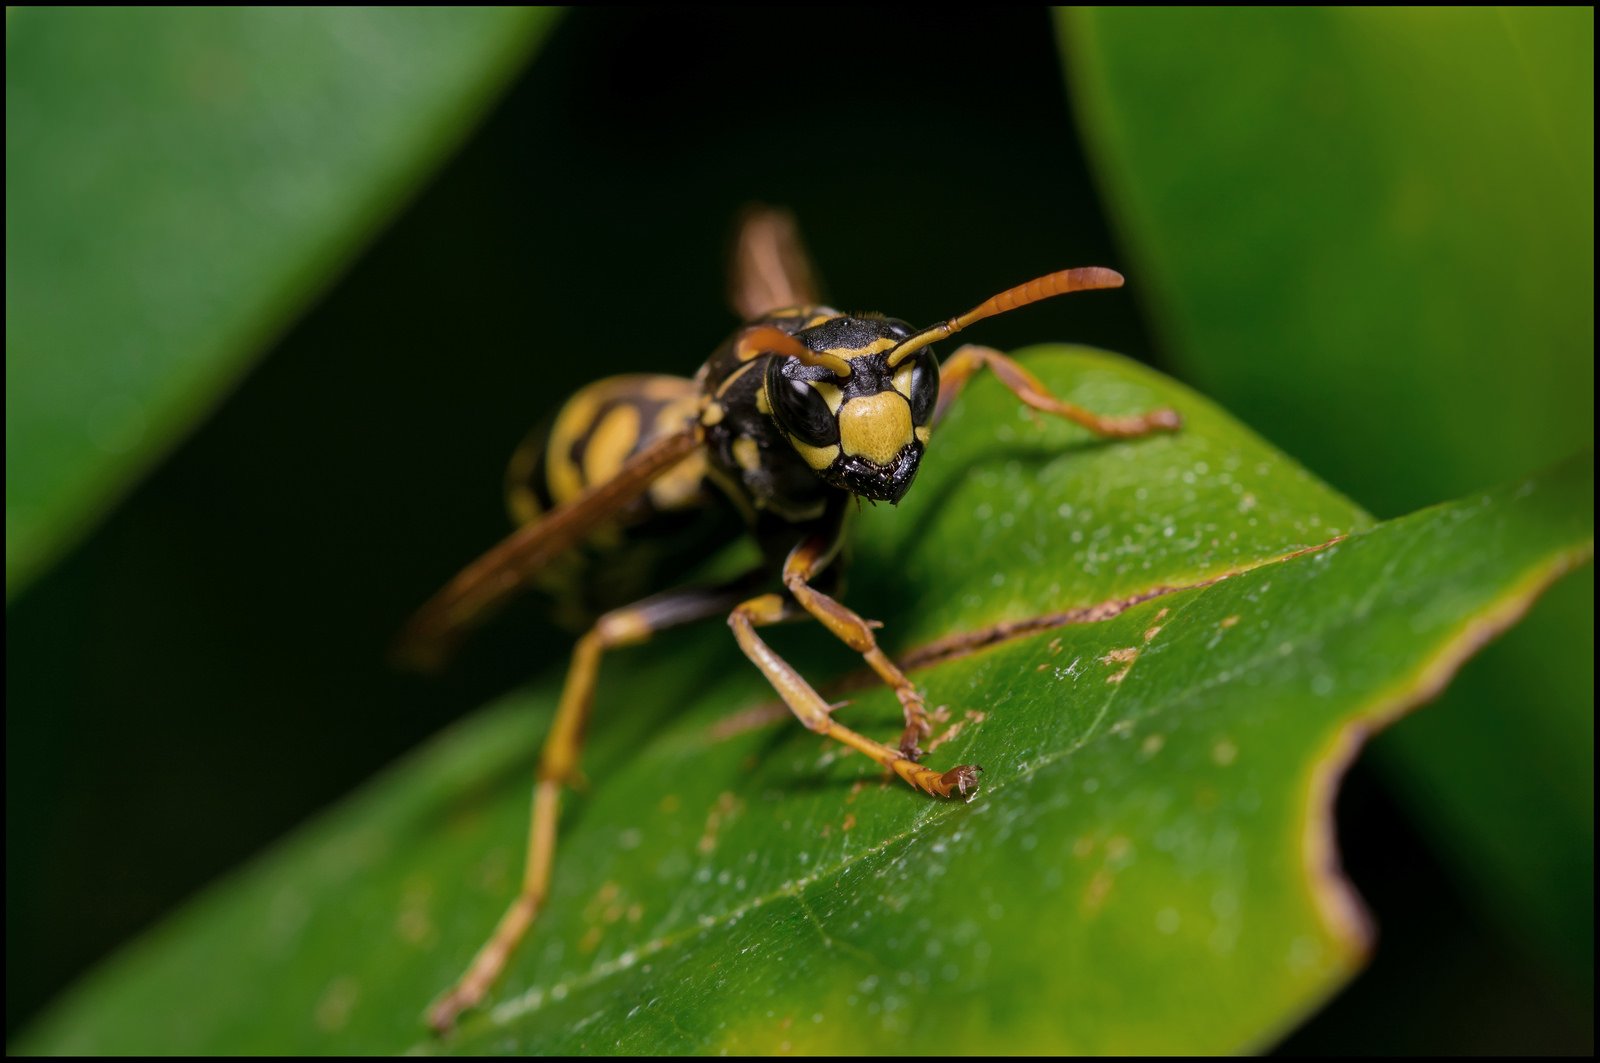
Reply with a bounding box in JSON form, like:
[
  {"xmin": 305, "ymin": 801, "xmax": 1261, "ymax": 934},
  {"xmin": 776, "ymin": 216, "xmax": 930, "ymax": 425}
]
[{"xmin": 7, "ymin": 8, "xmax": 1590, "ymax": 1051}]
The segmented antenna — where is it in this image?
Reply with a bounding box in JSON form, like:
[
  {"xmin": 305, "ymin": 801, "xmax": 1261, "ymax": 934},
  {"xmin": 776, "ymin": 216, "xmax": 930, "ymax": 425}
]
[
  {"xmin": 738, "ymin": 325, "xmax": 853, "ymax": 377},
  {"xmin": 886, "ymin": 267, "xmax": 1125, "ymax": 367}
]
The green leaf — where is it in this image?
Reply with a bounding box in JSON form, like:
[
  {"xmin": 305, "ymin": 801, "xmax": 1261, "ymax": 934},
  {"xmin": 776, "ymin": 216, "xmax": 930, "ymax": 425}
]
[
  {"xmin": 1060, "ymin": 8, "xmax": 1594, "ymax": 984},
  {"xmin": 1061, "ymin": 8, "xmax": 1592, "ymax": 514},
  {"xmin": 16, "ymin": 352, "xmax": 1590, "ymax": 1054},
  {"xmin": 5, "ymin": 7, "xmax": 558, "ymax": 595}
]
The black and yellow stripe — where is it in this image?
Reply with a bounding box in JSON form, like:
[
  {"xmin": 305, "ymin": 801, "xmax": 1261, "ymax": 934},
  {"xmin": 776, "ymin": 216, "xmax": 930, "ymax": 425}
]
[{"xmin": 502, "ymin": 374, "xmax": 730, "ymax": 627}]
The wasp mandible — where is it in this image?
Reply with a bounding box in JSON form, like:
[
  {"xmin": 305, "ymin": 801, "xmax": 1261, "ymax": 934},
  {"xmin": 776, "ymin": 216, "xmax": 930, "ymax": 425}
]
[{"xmin": 400, "ymin": 210, "xmax": 1181, "ymax": 1030}]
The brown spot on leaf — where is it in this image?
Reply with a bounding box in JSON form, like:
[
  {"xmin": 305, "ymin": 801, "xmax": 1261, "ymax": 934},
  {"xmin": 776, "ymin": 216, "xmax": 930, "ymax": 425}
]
[
  {"xmin": 925, "ymin": 717, "xmax": 966, "ymax": 753},
  {"xmin": 698, "ymin": 791, "xmax": 740, "ymax": 855},
  {"xmin": 314, "ymin": 976, "xmax": 359, "ymax": 1033},
  {"xmin": 395, "ymin": 876, "xmax": 435, "ymax": 946},
  {"xmin": 1099, "ymin": 646, "xmax": 1139, "ymax": 683}
]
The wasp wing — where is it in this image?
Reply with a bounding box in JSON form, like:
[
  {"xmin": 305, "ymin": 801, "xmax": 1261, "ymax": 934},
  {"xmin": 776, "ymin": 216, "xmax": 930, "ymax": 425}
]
[
  {"xmin": 728, "ymin": 206, "xmax": 821, "ymax": 321},
  {"xmin": 396, "ymin": 424, "xmax": 704, "ymax": 670}
]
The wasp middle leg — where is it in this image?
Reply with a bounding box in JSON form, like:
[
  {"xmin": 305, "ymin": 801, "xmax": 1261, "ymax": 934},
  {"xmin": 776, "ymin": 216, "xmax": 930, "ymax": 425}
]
[{"xmin": 428, "ymin": 572, "xmax": 764, "ymax": 1032}]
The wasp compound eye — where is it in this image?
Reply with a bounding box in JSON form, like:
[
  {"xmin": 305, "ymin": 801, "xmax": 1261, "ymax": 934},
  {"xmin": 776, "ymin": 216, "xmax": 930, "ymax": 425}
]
[
  {"xmin": 765, "ymin": 358, "xmax": 840, "ymax": 447},
  {"xmin": 906, "ymin": 350, "xmax": 939, "ymax": 427}
]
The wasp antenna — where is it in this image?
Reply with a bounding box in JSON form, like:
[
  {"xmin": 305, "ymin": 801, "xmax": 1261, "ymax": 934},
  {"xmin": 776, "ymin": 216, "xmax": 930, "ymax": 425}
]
[
  {"xmin": 738, "ymin": 324, "xmax": 852, "ymax": 377},
  {"xmin": 887, "ymin": 266, "xmax": 1124, "ymax": 367}
]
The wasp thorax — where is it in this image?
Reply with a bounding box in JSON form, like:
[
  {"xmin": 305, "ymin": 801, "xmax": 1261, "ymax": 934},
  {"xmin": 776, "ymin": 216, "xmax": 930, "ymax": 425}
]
[{"xmin": 764, "ymin": 316, "xmax": 940, "ymax": 505}]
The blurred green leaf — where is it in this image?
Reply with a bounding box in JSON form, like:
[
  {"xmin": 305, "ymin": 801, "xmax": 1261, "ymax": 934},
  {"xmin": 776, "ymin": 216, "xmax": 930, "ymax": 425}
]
[
  {"xmin": 1062, "ymin": 7, "xmax": 1594, "ymax": 984},
  {"xmin": 5, "ymin": 7, "xmax": 558, "ymax": 595},
  {"xmin": 17, "ymin": 352, "xmax": 1590, "ymax": 1053},
  {"xmin": 1062, "ymin": 8, "xmax": 1591, "ymax": 514}
]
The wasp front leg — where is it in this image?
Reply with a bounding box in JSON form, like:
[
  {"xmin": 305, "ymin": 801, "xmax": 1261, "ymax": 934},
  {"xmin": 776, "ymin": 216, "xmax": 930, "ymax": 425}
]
[
  {"xmin": 779, "ymin": 534, "xmax": 937, "ymax": 759},
  {"xmin": 933, "ymin": 344, "xmax": 1181, "ymax": 437},
  {"xmin": 428, "ymin": 573, "xmax": 765, "ymax": 1033},
  {"xmin": 728, "ymin": 535, "xmax": 979, "ymax": 798}
]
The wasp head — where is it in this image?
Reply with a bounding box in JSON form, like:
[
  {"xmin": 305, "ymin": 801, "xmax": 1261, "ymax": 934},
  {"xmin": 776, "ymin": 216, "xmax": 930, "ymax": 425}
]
[{"xmin": 764, "ymin": 315, "xmax": 939, "ymax": 504}]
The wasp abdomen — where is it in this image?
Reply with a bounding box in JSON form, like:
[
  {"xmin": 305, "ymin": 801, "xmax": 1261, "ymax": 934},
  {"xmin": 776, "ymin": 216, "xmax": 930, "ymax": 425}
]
[{"xmin": 504, "ymin": 374, "xmax": 727, "ymax": 626}]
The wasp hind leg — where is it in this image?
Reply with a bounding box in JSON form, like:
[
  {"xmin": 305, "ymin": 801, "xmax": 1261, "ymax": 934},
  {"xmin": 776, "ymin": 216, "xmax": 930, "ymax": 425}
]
[
  {"xmin": 428, "ymin": 574, "xmax": 765, "ymax": 1033},
  {"xmin": 933, "ymin": 344, "xmax": 1181, "ymax": 437},
  {"xmin": 728, "ymin": 535, "xmax": 979, "ymax": 799}
]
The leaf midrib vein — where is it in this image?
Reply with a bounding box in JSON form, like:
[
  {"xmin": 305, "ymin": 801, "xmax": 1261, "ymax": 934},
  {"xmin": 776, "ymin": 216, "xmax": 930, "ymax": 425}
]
[{"xmin": 429, "ymin": 535, "xmax": 1352, "ymax": 1046}]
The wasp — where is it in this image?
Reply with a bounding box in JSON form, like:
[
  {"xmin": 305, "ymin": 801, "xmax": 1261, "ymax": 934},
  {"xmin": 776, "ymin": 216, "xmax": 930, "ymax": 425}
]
[{"xmin": 401, "ymin": 209, "xmax": 1181, "ymax": 1031}]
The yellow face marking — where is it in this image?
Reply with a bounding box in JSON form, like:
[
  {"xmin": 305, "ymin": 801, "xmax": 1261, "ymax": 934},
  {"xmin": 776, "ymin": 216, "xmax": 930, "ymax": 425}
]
[
  {"xmin": 828, "ymin": 336, "xmax": 900, "ymax": 358},
  {"xmin": 914, "ymin": 425, "xmax": 931, "ymax": 445},
  {"xmin": 792, "ymin": 439, "xmax": 841, "ymax": 471},
  {"xmin": 838, "ymin": 392, "xmax": 912, "ymax": 466},
  {"xmin": 808, "ymin": 379, "xmax": 844, "ymax": 414},
  {"xmin": 892, "ymin": 361, "xmax": 915, "ymax": 400},
  {"xmin": 583, "ymin": 404, "xmax": 642, "ymax": 487},
  {"xmin": 755, "ymin": 383, "xmax": 771, "ymax": 416},
  {"xmin": 732, "ymin": 436, "xmax": 763, "ymax": 473}
]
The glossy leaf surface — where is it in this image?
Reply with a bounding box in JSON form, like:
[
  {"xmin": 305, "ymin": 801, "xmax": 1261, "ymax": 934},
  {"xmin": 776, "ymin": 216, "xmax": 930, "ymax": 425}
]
[
  {"xmin": 1061, "ymin": 7, "xmax": 1594, "ymax": 983},
  {"xmin": 18, "ymin": 352, "xmax": 1591, "ymax": 1053}
]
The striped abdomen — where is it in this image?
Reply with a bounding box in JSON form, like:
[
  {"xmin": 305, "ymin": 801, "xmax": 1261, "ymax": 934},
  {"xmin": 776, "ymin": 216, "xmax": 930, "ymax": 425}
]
[{"xmin": 504, "ymin": 374, "xmax": 734, "ymax": 626}]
